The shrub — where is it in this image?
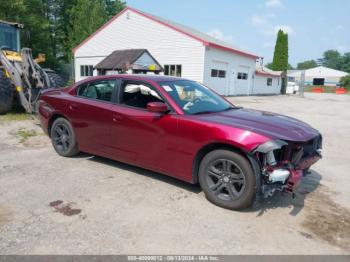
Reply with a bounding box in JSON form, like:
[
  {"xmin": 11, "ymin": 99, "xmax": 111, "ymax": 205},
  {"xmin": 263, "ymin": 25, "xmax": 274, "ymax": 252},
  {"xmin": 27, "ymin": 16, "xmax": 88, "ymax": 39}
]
[{"xmin": 340, "ymin": 75, "xmax": 350, "ymax": 89}]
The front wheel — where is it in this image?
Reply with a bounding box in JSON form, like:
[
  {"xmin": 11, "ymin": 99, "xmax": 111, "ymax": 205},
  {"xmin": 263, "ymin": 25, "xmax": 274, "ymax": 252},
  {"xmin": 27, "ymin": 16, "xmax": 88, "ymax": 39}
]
[
  {"xmin": 50, "ymin": 118, "xmax": 79, "ymax": 157},
  {"xmin": 199, "ymin": 150, "xmax": 256, "ymax": 210}
]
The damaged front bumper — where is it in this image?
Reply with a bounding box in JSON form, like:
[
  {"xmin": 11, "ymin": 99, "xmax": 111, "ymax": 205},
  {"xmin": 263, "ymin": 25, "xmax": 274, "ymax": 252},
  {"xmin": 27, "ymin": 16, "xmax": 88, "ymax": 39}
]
[{"xmin": 253, "ymin": 135, "xmax": 322, "ymax": 198}]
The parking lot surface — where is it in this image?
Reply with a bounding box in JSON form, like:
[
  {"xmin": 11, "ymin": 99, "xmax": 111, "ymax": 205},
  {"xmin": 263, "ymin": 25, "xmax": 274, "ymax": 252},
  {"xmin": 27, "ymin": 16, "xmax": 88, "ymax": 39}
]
[{"xmin": 0, "ymin": 93, "xmax": 349, "ymax": 254}]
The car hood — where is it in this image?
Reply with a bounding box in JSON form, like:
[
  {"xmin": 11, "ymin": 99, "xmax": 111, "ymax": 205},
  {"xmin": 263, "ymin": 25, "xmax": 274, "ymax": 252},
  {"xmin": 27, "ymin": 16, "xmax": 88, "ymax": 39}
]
[{"xmin": 194, "ymin": 108, "xmax": 320, "ymax": 142}]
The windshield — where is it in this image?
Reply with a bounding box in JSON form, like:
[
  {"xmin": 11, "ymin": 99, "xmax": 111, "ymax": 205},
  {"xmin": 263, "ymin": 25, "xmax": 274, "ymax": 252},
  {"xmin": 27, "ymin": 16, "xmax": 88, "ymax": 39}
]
[
  {"xmin": 0, "ymin": 23, "xmax": 19, "ymax": 51},
  {"xmin": 159, "ymin": 80, "xmax": 233, "ymax": 115}
]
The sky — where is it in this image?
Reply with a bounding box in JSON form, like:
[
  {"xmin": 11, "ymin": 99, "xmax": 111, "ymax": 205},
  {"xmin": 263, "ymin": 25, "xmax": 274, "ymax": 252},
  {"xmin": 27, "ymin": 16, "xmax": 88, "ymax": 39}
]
[{"xmin": 126, "ymin": 0, "xmax": 350, "ymax": 66}]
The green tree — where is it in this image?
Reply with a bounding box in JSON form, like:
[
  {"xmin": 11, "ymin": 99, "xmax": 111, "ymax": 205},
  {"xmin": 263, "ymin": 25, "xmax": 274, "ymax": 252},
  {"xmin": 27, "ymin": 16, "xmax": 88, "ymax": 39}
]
[
  {"xmin": 0, "ymin": 0, "xmax": 25, "ymax": 21},
  {"xmin": 272, "ymin": 30, "xmax": 289, "ymax": 72},
  {"xmin": 265, "ymin": 62, "xmax": 273, "ymax": 70},
  {"xmin": 265, "ymin": 62, "xmax": 293, "ymax": 70},
  {"xmin": 339, "ymin": 75, "xmax": 350, "ymax": 89},
  {"xmin": 340, "ymin": 52, "xmax": 350, "ymax": 73},
  {"xmin": 0, "ymin": 0, "xmax": 60, "ymax": 67},
  {"xmin": 104, "ymin": 0, "xmax": 126, "ymax": 19},
  {"xmin": 297, "ymin": 60, "xmax": 317, "ymax": 70},
  {"xmin": 53, "ymin": 0, "xmax": 78, "ymax": 62},
  {"xmin": 271, "ymin": 29, "xmax": 289, "ymax": 94},
  {"xmin": 67, "ymin": 0, "xmax": 107, "ymax": 58},
  {"xmin": 23, "ymin": 0, "xmax": 57, "ymax": 65},
  {"xmin": 0, "ymin": 0, "xmax": 126, "ymax": 65},
  {"xmin": 320, "ymin": 50, "xmax": 342, "ymax": 70}
]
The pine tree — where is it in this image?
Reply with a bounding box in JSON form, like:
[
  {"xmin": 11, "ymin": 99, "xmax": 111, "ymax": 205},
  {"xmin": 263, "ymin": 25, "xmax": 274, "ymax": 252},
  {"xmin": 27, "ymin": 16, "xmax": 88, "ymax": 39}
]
[
  {"xmin": 272, "ymin": 29, "xmax": 289, "ymax": 94},
  {"xmin": 272, "ymin": 29, "xmax": 288, "ymax": 71}
]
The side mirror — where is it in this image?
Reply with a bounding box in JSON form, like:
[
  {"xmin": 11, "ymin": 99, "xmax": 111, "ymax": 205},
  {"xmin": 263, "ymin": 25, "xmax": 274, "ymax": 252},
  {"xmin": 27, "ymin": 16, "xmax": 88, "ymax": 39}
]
[{"xmin": 147, "ymin": 102, "xmax": 169, "ymax": 113}]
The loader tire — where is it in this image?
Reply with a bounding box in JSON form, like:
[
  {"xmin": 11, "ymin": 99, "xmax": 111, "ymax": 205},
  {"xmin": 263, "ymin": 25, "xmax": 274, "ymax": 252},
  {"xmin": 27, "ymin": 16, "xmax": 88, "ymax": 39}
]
[
  {"xmin": 46, "ymin": 72, "xmax": 66, "ymax": 89},
  {"xmin": 0, "ymin": 70, "xmax": 14, "ymax": 114}
]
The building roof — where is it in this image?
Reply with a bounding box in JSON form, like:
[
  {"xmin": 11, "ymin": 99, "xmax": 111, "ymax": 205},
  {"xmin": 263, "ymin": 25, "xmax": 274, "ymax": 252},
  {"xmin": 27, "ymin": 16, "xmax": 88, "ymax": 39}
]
[
  {"xmin": 95, "ymin": 49, "xmax": 162, "ymax": 71},
  {"xmin": 287, "ymin": 69, "xmax": 301, "ymax": 75},
  {"xmin": 73, "ymin": 7, "xmax": 259, "ymax": 59},
  {"xmin": 288, "ymin": 66, "xmax": 349, "ymax": 77},
  {"xmin": 0, "ymin": 20, "xmax": 23, "ymax": 28},
  {"xmin": 255, "ymin": 65, "xmax": 282, "ymax": 77}
]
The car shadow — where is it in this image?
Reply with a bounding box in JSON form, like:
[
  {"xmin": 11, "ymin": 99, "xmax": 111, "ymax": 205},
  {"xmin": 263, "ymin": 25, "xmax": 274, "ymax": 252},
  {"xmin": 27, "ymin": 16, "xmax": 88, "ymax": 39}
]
[
  {"xmin": 78, "ymin": 153, "xmax": 321, "ymax": 214},
  {"xmin": 246, "ymin": 170, "xmax": 322, "ymax": 216},
  {"xmin": 83, "ymin": 154, "xmax": 202, "ymax": 194}
]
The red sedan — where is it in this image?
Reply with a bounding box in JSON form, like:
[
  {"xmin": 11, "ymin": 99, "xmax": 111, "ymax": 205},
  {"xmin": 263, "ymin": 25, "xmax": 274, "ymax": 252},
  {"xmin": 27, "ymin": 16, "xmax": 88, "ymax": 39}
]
[{"xmin": 39, "ymin": 75, "xmax": 322, "ymax": 210}]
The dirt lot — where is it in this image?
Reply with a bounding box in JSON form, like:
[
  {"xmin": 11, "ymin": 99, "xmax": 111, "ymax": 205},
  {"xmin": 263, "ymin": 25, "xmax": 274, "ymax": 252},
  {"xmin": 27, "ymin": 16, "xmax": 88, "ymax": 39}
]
[{"xmin": 0, "ymin": 93, "xmax": 349, "ymax": 254}]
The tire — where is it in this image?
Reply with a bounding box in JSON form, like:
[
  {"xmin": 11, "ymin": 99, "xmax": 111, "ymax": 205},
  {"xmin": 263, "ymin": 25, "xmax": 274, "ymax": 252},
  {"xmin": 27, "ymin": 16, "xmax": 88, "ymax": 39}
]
[
  {"xmin": 50, "ymin": 118, "xmax": 79, "ymax": 157},
  {"xmin": 0, "ymin": 70, "xmax": 14, "ymax": 114},
  {"xmin": 46, "ymin": 72, "xmax": 66, "ymax": 89},
  {"xmin": 199, "ymin": 149, "xmax": 256, "ymax": 210}
]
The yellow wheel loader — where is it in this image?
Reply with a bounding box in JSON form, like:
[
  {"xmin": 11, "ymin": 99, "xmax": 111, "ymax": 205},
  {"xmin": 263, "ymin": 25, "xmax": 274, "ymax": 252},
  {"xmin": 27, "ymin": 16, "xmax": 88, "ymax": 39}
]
[{"xmin": 0, "ymin": 20, "xmax": 65, "ymax": 114}]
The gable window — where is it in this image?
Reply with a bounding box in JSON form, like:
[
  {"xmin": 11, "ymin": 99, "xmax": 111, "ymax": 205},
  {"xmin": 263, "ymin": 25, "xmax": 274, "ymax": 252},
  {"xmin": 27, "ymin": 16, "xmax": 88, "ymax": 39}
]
[
  {"xmin": 237, "ymin": 72, "xmax": 248, "ymax": 80},
  {"xmin": 164, "ymin": 64, "xmax": 182, "ymax": 77},
  {"xmin": 267, "ymin": 78, "xmax": 273, "ymax": 86},
  {"xmin": 80, "ymin": 65, "xmax": 94, "ymax": 77},
  {"xmin": 211, "ymin": 69, "xmax": 226, "ymax": 78}
]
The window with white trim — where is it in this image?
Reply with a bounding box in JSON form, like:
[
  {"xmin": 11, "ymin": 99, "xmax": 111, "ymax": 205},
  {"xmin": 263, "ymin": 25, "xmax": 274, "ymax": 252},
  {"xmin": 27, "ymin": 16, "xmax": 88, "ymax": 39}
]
[
  {"xmin": 237, "ymin": 72, "xmax": 248, "ymax": 80},
  {"xmin": 80, "ymin": 65, "xmax": 93, "ymax": 77},
  {"xmin": 211, "ymin": 69, "xmax": 226, "ymax": 78},
  {"xmin": 267, "ymin": 78, "xmax": 273, "ymax": 86},
  {"xmin": 164, "ymin": 64, "xmax": 182, "ymax": 77}
]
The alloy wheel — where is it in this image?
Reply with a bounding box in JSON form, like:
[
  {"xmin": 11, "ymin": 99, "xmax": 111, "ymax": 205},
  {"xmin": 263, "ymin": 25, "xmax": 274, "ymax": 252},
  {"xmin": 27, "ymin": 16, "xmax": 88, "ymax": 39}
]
[
  {"xmin": 205, "ymin": 159, "xmax": 246, "ymax": 201},
  {"xmin": 52, "ymin": 123, "xmax": 71, "ymax": 153}
]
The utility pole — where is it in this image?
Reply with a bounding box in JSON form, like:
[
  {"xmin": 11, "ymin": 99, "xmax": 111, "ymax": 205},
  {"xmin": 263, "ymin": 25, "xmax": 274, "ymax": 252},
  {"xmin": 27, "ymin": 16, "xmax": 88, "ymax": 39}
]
[{"xmin": 299, "ymin": 70, "xmax": 305, "ymax": 97}]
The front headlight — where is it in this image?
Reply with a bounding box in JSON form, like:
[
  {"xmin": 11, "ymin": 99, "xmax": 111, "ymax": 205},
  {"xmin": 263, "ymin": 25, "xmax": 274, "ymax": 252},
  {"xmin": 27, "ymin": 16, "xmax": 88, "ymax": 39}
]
[
  {"xmin": 254, "ymin": 139, "xmax": 288, "ymax": 166},
  {"xmin": 254, "ymin": 139, "xmax": 288, "ymax": 154}
]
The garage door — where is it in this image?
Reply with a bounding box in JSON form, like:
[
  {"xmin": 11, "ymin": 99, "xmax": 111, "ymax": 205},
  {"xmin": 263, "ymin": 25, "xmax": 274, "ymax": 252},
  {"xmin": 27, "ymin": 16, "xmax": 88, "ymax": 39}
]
[
  {"xmin": 235, "ymin": 66, "xmax": 250, "ymax": 95},
  {"xmin": 207, "ymin": 61, "xmax": 228, "ymax": 95}
]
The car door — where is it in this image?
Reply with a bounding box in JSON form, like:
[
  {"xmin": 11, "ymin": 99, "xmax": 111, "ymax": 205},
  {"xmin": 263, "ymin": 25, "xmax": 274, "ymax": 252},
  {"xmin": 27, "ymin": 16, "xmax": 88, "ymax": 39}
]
[
  {"xmin": 109, "ymin": 79, "xmax": 179, "ymax": 174},
  {"xmin": 67, "ymin": 78, "xmax": 118, "ymax": 155}
]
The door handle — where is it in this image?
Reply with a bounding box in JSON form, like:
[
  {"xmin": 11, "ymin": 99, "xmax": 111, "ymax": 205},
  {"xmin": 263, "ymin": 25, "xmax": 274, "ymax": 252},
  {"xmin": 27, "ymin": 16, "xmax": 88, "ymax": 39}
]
[
  {"xmin": 112, "ymin": 114, "xmax": 123, "ymax": 122},
  {"xmin": 69, "ymin": 104, "xmax": 78, "ymax": 110}
]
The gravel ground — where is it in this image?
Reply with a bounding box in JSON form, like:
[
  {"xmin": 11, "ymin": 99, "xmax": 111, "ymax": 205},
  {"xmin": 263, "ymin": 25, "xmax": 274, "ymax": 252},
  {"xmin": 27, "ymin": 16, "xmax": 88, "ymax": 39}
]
[{"xmin": 0, "ymin": 93, "xmax": 349, "ymax": 254}]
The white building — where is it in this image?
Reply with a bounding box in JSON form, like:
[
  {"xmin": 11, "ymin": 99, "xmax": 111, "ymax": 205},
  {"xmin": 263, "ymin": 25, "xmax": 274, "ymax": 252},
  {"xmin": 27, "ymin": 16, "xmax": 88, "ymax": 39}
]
[
  {"xmin": 288, "ymin": 66, "xmax": 348, "ymax": 86},
  {"xmin": 73, "ymin": 7, "xmax": 281, "ymax": 95},
  {"xmin": 254, "ymin": 66, "xmax": 282, "ymax": 95}
]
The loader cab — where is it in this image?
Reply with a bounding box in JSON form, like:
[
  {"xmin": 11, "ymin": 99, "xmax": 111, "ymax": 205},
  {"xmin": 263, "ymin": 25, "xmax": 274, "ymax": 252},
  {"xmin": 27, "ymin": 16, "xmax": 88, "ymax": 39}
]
[{"xmin": 0, "ymin": 20, "xmax": 22, "ymax": 52}]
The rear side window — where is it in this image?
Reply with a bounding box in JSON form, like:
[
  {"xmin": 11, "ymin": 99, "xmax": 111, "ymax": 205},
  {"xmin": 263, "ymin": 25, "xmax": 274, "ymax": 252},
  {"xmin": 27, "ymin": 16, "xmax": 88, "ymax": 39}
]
[{"xmin": 77, "ymin": 80, "xmax": 116, "ymax": 102}]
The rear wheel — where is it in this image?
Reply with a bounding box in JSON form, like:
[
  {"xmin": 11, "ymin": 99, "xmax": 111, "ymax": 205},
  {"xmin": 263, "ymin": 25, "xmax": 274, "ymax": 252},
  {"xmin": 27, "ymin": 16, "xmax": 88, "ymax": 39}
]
[
  {"xmin": 46, "ymin": 71, "xmax": 66, "ymax": 89},
  {"xmin": 0, "ymin": 70, "xmax": 14, "ymax": 114},
  {"xmin": 199, "ymin": 149, "xmax": 256, "ymax": 210},
  {"xmin": 50, "ymin": 118, "xmax": 79, "ymax": 157}
]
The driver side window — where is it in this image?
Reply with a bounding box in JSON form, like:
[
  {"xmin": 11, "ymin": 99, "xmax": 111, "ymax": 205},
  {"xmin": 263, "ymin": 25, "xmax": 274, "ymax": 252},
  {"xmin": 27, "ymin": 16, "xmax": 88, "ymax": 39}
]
[{"xmin": 119, "ymin": 81, "xmax": 163, "ymax": 109}]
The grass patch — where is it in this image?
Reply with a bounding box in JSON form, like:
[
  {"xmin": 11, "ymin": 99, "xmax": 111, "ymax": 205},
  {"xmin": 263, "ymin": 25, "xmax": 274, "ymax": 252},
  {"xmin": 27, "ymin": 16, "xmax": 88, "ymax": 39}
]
[
  {"xmin": 304, "ymin": 86, "xmax": 336, "ymax": 93},
  {"xmin": 304, "ymin": 85, "xmax": 350, "ymax": 94},
  {"xmin": 0, "ymin": 113, "xmax": 30, "ymax": 122},
  {"xmin": 0, "ymin": 105, "xmax": 30, "ymax": 122},
  {"xmin": 16, "ymin": 128, "xmax": 38, "ymax": 143}
]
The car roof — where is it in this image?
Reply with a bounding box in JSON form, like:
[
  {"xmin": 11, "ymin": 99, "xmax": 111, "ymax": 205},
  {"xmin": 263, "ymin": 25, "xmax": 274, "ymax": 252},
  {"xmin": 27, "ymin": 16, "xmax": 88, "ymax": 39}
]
[{"xmin": 77, "ymin": 74, "xmax": 186, "ymax": 85}]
